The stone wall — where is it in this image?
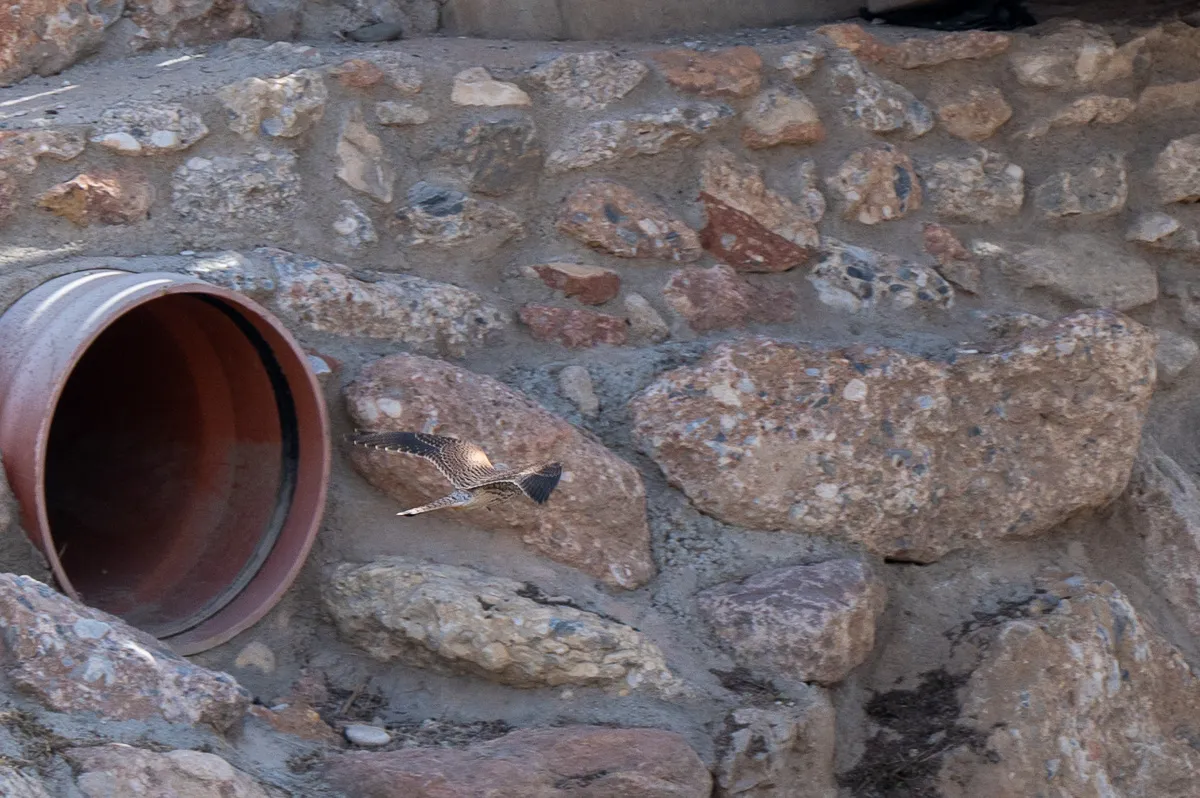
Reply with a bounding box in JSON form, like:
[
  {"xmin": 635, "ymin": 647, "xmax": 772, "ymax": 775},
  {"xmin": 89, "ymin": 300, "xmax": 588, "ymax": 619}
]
[{"xmin": 3, "ymin": 10, "xmax": 1200, "ymax": 798}]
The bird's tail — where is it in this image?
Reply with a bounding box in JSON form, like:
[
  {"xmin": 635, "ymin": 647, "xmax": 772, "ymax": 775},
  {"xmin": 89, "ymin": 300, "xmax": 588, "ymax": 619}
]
[
  {"xmin": 516, "ymin": 463, "xmax": 563, "ymax": 505},
  {"xmin": 397, "ymin": 490, "xmax": 474, "ymax": 516}
]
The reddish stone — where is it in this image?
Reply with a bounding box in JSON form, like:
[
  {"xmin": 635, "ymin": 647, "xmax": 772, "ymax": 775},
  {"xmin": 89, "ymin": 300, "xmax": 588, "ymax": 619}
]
[
  {"xmin": 0, "ymin": 0, "xmax": 106, "ymax": 86},
  {"xmin": 333, "ymin": 58, "xmax": 387, "ymax": 88},
  {"xmin": 250, "ymin": 703, "xmax": 343, "ymax": 746},
  {"xmin": 128, "ymin": 0, "xmax": 255, "ymax": 50},
  {"xmin": 324, "ymin": 726, "xmax": 711, "ymax": 798},
  {"xmin": 663, "ymin": 264, "xmax": 795, "ymax": 332},
  {"xmin": 556, "ymin": 179, "xmax": 701, "ymax": 262},
  {"xmin": 923, "ymin": 223, "xmax": 981, "ymax": 294},
  {"xmin": 36, "ymin": 171, "xmax": 154, "ymax": 226},
  {"xmin": 652, "ymin": 47, "xmax": 762, "ymax": 98},
  {"xmin": 741, "ymin": 88, "xmax": 825, "ymax": 150},
  {"xmin": 527, "ymin": 262, "xmax": 620, "ymax": 305},
  {"xmin": 818, "ymin": 23, "xmax": 1010, "ymax": 68},
  {"xmin": 519, "ymin": 304, "xmax": 628, "ymax": 348}
]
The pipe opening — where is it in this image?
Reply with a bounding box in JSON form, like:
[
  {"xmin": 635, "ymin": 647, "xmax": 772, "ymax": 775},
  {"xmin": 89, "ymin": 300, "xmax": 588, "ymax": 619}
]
[{"xmin": 44, "ymin": 293, "xmax": 300, "ymax": 639}]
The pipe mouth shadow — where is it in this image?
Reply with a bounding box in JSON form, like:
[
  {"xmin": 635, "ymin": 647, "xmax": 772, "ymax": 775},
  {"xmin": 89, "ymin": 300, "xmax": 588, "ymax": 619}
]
[{"xmin": 44, "ymin": 293, "xmax": 300, "ymax": 640}]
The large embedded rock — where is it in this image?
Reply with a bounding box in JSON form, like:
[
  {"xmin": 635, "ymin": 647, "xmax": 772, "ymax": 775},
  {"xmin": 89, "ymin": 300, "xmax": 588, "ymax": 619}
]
[
  {"xmin": 664, "ymin": 264, "xmax": 795, "ymax": 332},
  {"xmin": 36, "ymin": 171, "xmax": 154, "ymax": 226},
  {"xmin": 451, "ymin": 67, "xmax": 531, "ymax": 107},
  {"xmin": 67, "ymin": 745, "xmax": 283, "ymax": 798},
  {"xmin": 1154, "ymin": 134, "xmax": 1200, "ymax": 204},
  {"xmin": 652, "ymin": 47, "xmax": 762, "ymax": 98},
  {"xmin": 0, "ymin": 130, "xmax": 86, "ymax": 174},
  {"xmin": 525, "ymin": 262, "xmax": 620, "ymax": 305},
  {"xmin": 1009, "ymin": 20, "xmax": 1141, "ymax": 90},
  {"xmin": 997, "ymin": 234, "xmax": 1158, "ymax": 312},
  {"xmin": 934, "ymin": 576, "xmax": 1200, "ymax": 796},
  {"xmin": 808, "ymin": 239, "xmax": 952, "ymax": 313},
  {"xmin": 528, "ymin": 51, "xmax": 648, "ymax": 110},
  {"xmin": 1033, "ymin": 152, "xmax": 1127, "ymax": 218},
  {"xmin": 741, "ymin": 89, "xmax": 824, "ymax": 149},
  {"xmin": 557, "ymin": 179, "xmax": 701, "ymax": 262},
  {"xmin": 519, "ymin": 305, "xmax": 627, "ymax": 348},
  {"xmin": 447, "ymin": 117, "xmax": 542, "ymax": 197},
  {"xmin": 216, "ymin": 69, "xmax": 328, "ymax": 140},
  {"xmin": 924, "ymin": 149, "xmax": 1024, "ymax": 223},
  {"xmin": 0, "ymin": 0, "xmax": 110, "ymax": 86},
  {"xmin": 345, "ymin": 354, "xmax": 654, "ymax": 588},
  {"xmin": 698, "ymin": 559, "xmax": 886, "ymax": 685},
  {"xmin": 394, "ymin": 182, "xmax": 523, "ymax": 253},
  {"xmin": 630, "ymin": 310, "xmax": 1155, "ymax": 562},
  {"xmin": 827, "ymin": 57, "xmax": 933, "ymax": 139},
  {"xmin": 0, "ymin": 768, "xmax": 50, "ymax": 798},
  {"xmin": 324, "ymin": 726, "xmax": 712, "ymax": 798},
  {"xmin": 930, "ymin": 84, "xmax": 1011, "ymax": 141},
  {"xmin": 128, "ymin": 0, "xmax": 255, "ymax": 49},
  {"xmin": 171, "ymin": 150, "xmax": 301, "ymax": 242},
  {"xmin": 545, "ymin": 103, "xmax": 733, "ymax": 174},
  {"xmin": 827, "ymin": 145, "xmax": 921, "ymax": 225},
  {"xmin": 89, "ymin": 103, "xmax": 209, "ymax": 155},
  {"xmin": 335, "ymin": 107, "xmax": 396, "ymax": 203},
  {"xmin": 699, "ymin": 146, "xmax": 818, "ymax": 273},
  {"xmin": 187, "ymin": 249, "xmax": 507, "ymax": 357},
  {"xmin": 715, "ymin": 689, "xmax": 837, "ymax": 798},
  {"xmin": 324, "ymin": 558, "xmax": 675, "ymax": 691},
  {"xmin": 0, "ymin": 574, "xmax": 248, "ymax": 731},
  {"xmin": 1016, "ymin": 94, "xmax": 1134, "ymax": 139},
  {"xmin": 818, "ymin": 23, "xmax": 1010, "ymax": 68}
]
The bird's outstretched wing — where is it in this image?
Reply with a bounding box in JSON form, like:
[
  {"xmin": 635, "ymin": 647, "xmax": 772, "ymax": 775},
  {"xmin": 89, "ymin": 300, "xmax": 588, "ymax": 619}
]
[
  {"xmin": 479, "ymin": 462, "xmax": 563, "ymax": 505},
  {"xmin": 347, "ymin": 431, "xmax": 494, "ymax": 489}
]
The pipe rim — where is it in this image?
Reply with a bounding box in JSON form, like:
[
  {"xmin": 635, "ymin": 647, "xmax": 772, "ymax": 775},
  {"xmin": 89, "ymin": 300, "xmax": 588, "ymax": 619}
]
[{"xmin": 0, "ymin": 270, "xmax": 331, "ymax": 655}]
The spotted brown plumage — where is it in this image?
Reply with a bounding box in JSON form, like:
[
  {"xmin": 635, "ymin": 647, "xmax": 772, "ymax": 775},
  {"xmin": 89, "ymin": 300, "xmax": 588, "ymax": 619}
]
[{"xmin": 347, "ymin": 431, "xmax": 564, "ymax": 516}]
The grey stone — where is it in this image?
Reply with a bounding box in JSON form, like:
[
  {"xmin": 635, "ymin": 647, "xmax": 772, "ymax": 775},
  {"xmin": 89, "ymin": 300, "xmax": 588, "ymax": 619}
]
[
  {"xmin": 776, "ymin": 44, "xmax": 825, "ymax": 82},
  {"xmin": 624, "ymin": 293, "xmax": 670, "ymax": 343},
  {"xmin": 558, "ymin": 365, "xmax": 600, "ymax": 417},
  {"xmin": 374, "ymin": 101, "xmax": 431, "ymax": 126},
  {"xmin": 1009, "ymin": 20, "xmax": 1141, "ymax": 89},
  {"xmin": 345, "ymin": 724, "xmax": 393, "ymax": 747},
  {"xmin": 451, "ymin": 67, "xmax": 531, "ymax": 107},
  {"xmin": 446, "ymin": 117, "xmax": 542, "ymax": 197},
  {"xmin": 1155, "ymin": 329, "xmax": 1199, "ymax": 383},
  {"xmin": 827, "ymin": 56, "xmax": 933, "ymax": 139},
  {"xmin": 68, "ymin": 746, "xmax": 283, "ymax": 798},
  {"xmin": 332, "ymin": 199, "xmax": 377, "ymax": 248},
  {"xmin": 715, "ymin": 690, "xmax": 837, "ymax": 798},
  {"xmin": 323, "ymin": 558, "xmax": 676, "ymax": 690},
  {"xmin": 925, "ymin": 148, "xmax": 1024, "ymax": 223},
  {"xmin": 545, "ymin": 103, "xmax": 733, "ymax": 174},
  {"xmin": 698, "ymin": 559, "xmax": 886, "ymax": 685},
  {"xmin": 1000, "ymin": 234, "xmax": 1158, "ymax": 311},
  {"xmin": 335, "ymin": 107, "xmax": 395, "ymax": 204},
  {"xmin": 0, "ymin": 768, "xmax": 51, "ymax": 798},
  {"xmin": 1154, "ymin": 134, "xmax": 1200, "ymax": 204},
  {"xmin": 394, "ymin": 182, "xmax": 524, "ymax": 253},
  {"xmin": 528, "ymin": 51, "xmax": 649, "ymax": 110},
  {"xmin": 90, "ymin": 103, "xmax": 209, "ymax": 155},
  {"xmin": 809, "ymin": 239, "xmax": 953, "ymax": 313},
  {"xmin": 1033, "ymin": 152, "xmax": 1127, "ymax": 218},
  {"xmin": 216, "ymin": 69, "xmax": 328, "ymax": 140},
  {"xmin": 171, "ymin": 150, "xmax": 301, "ymax": 240},
  {"xmin": 0, "ymin": 129, "xmax": 86, "ymax": 174}
]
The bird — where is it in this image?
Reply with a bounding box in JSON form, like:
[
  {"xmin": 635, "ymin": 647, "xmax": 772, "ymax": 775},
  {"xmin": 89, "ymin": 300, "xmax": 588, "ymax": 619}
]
[{"xmin": 346, "ymin": 431, "xmax": 563, "ymax": 516}]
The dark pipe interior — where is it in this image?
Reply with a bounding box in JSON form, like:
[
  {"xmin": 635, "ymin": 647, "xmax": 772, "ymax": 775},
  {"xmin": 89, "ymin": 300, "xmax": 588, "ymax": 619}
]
[{"xmin": 44, "ymin": 294, "xmax": 298, "ymax": 639}]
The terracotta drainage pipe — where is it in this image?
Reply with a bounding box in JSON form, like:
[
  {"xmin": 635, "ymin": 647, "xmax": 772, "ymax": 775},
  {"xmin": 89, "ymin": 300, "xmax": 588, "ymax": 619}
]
[{"xmin": 0, "ymin": 270, "xmax": 330, "ymax": 655}]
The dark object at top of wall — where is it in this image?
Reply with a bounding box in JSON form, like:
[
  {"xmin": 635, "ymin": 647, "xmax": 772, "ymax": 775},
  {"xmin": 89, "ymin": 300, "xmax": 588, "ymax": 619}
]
[{"xmin": 860, "ymin": 0, "xmax": 1036, "ymax": 30}]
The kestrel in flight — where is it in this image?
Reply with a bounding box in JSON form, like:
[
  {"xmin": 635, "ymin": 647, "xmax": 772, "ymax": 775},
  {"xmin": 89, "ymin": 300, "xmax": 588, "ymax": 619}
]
[{"xmin": 347, "ymin": 431, "xmax": 563, "ymax": 516}]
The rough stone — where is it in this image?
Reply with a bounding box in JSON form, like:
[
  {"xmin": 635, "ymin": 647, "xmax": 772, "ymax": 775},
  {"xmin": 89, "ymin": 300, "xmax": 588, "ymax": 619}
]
[
  {"xmin": 331, "ymin": 57, "xmax": 386, "ymax": 88},
  {"xmin": 1127, "ymin": 211, "xmax": 1184, "ymax": 246},
  {"xmin": 1154, "ymin": 329, "xmax": 1199, "ymax": 383},
  {"xmin": 37, "ymin": 171, "xmax": 154, "ymax": 226},
  {"xmin": 171, "ymin": 150, "xmax": 301, "ymax": 239},
  {"xmin": 529, "ymin": 51, "xmax": 648, "ymax": 110},
  {"xmin": 345, "ymin": 355, "xmax": 654, "ymax": 588},
  {"xmin": 1138, "ymin": 78, "xmax": 1200, "ymax": 116},
  {"xmin": 333, "ymin": 54, "xmax": 423, "ymax": 94},
  {"xmin": 652, "ymin": 47, "xmax": 762, "ymax": 98},
  {"xmin": 0, "ymin": 0, "xmax": 108, "ymax": 86},
  {"xmin": 818, "ymin": 23, "xmax": 1010, "ymax": 68},
  {"xmin": 324, "ymin": 726, "xmax": 711, "ymax": 798},
  {"xmin": 1009, "ymin": 20, "xmax": 1141, "ymax": 89},
  {"xmin": 741, "ymin": 88, "xmax": 824, "ymax": 149},
  {"xmin": 624, "ymin": 292, "xmax": 670, "ymax": 343},
  {"xmin": 1016, "ymin": 94, "xmax": 1135, "ymax": 139},
  {"xmin": 630, "ymin": 310, "xmax": 1155, "ymax": 562},
  {"xmin": 1154, "ymin": 134, "xmax": 1200, "ymax": 204},
  {"xmin": 249, "ymin": 702, "xmax": 342, "ymax": 745},
  {"xmin": 233, "ymin": 641, "xmax": 276, "ymax": 674},
  {"xmin": 999, "ymin": 234, "xmax": 1157, "ymax": 311},
  {"xmin": 776, "ymin": 44, "xmax": 824, "ymax": 82},
  {"xmin": 68, "ymin": 745, "xmax": 281, "ymax": 798},
  {"xmin": 324, "ymin": 558, "xmax": 673, "ymax": 690},
  {"xmin": 808, "ymin": 239, "xmax": 953, "ymax": 313},
  {"xmin": 699, "ymin": 146, "xmax": 819, "ymax": 273},
  {"xmin": 525, "ymin": 262, "xmax": 620, "ymax": 305},
  {"xmin": 556, "ymin": 179, "xmax": 701, "ymax": 262},
  {"xmin": 0, "ymin": 129, "xmax": 86, "ymax": 174},
  {"xmin": 0, "ymin": 768, "xmax": 50, "ymax": 798},
  {"xmin": 715, "ymin": 694, "xmax": 837, "ymax": 798},
  {"xmin": 925, "ymin": 149, "xmax": 1024, "ymax": 223},
  {"xmin": 374, "ymin": 101, "xmax": 431, "ymax": 126},
  {"xmin": 0, "ymin": 574, "xmax": 248, "ymax": 731},
  {"xmin": 1033, "ymin": 152, "xmax": 1127, "ymax": 218},
  {"xmin": 332, "ymin": 199, "xmax": 378, "ymax": 248},
  {"xmin": 664, "ymin": 264, "xmax": 796, "ymax": 332},
  {"xmin": 335, "ymin": 107, "xmax": 395, "ymax": 204},
  {"xmin": 923, "ymin": 223, "xmax": 981, "ymax": 294},
  {"xmin": 89, "ymin": 103, "xmax": 209, "ymax": 155},
  {"xmin": 190, "ymin": 248, "xmax": 508, "ymax": 357},
  {"xmin": 930, "ymin": 84, "xmax": 1011, "ymax": 141},
  {"xmin": 699, "ymin": 559, "xmax": 885, "ymax": 685},
  {"xmin": 216, "ymin": 69, "xmax": 328, "ymax": 140},
  {"xmin": 451, "ymin": 67, "xmax": 531, "ymax": 107},
  {"xmin": 346, "ymin": 725, "xmax": 393, "ymax": 747},
  {"xmin": 558, "ymin": 365, "xmax": 600, "ymax": 417},
  {"xmin": 394, "ymin": 182, "xmax": 524, "ymax": 252},
  {"xmin": 128, "ymin": 0, "xmax": 256, "ymax": 50},
  {"xmin": 519, "ymin": 304, "xmax": 628, "ymax": 348},
  {"xmin": 545, "ymin": 103, "xmax": 733, "ymax": 174},
  {"xmin": 792, "ymin": 159, "xmax": 827, "ymax": 223},
  {"xmin": 827, "ymin": 57, "xmax": 933, "ymax": 139},
  {"xmin": 826, "ymin": 145, "xmax": 921, "ymax": 225},
  {"xmin": 447, "ymin": 117, "xmax": 542, "ymax": 197},
  {"xmin": 935, "ymin": 576, "xmax": 1200, "ymax": 797}
]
